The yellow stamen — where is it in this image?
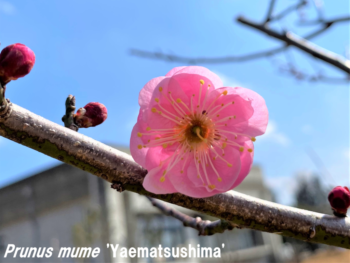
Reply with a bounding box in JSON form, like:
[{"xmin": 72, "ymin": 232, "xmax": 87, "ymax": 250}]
[
  {"xmin": 151, "ymin": 107, "xmax": 157, "ymax": 113},
  {"xmin": 146, "ymin": 127, "xmax": 151, "ymax": 131},
  {"xmin": 251, "ymin": 137, "xmax": 256, "ymax": 142},
  {"xmin": 137, "ymin": 145, "xmax": 143, "ymax": 149},
  {"xmin": 200, "ymin": 79, "xmax": 204, "ymax": 85},
  {"xmin": 160, "ymin": 176, "xmax": 165, "ymax": 182},
  {"xmin": 239, "ymin": 147, "xmax": 244, "ymax": 152},
  {"xmin": 159, "ymin": 87, "xmax": 163, "ymax": 92},
  {"xmin": 162, "ymin": 143, "xmax": 168, "ymax": 148},
  {"xmin": 163, "ymin": 170, "xmax": 167, "ymax": 175},
  {"xmin": 232, "ymin": 101, "xmax": 235, "ymax": 104},
  {"xmin": 209, "ymin": 184, "xmax": 216, "ymax": 190},
  {"xmin": 222, "ymin": 142, "xmax": 227, "ymax": 149},
  {"xmin": 155, "ymin": 98, "xmax": 159, "ymax": 103},
  {"xmin": 217, "ymin": 177, "xmax": 222, "ymax": 182},
  {"xmin": 137, "ymin": 132, "xmax": 142, "ymax": 137},
  {"xmin": 222, "ymin": 90, "xmax": 228, "ymax": 95},
  {"xmin": 248, "ymin": 148, "xmax": 253, "ymax": 153},
  {"xmin": 176, "ymin": 98, "xmax": 182, "ymax": 103},
  {"xmin": 227, "ymin": 163, "xmax": 232, "ymax": 167}
]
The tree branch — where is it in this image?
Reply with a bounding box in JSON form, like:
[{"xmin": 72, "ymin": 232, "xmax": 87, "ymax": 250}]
[
  {"xmin": 130, "ymin": 46, "xmax": 287, "ymax": 64},
  {"xmin": 0, "ymin": 102, "xmax": 349, "ymax": 248},
  {"xmin": 269, "ymin": 0, "xmax": 307, "ymax": 23},
  {"xmin": 264, "ymin": 0, "xmax": 276, "ymax": 24},
  {"xmin": 298, "ymin": 16, "xmax": 350, "ymax": 26},
  {"xmin": 146, "ymin": 196, "xmax": 236, "ymax": 236},
  {"xmin": 236, "ymin": 16, "xmax": 350, "ymax": 75},
  {"xmin": 130, "ymin": 17, "xmax": 346, "ymax": 72}
]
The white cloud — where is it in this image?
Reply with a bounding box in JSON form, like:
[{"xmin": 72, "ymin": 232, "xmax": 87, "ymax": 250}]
[
  {"xmin": 213, "ymin": 71, "xmax": 243, "ymax": 88},
  {"xmin": 261, "ymin": 120, "xmax": 290, "ymax": 147},
  {"xmin": 265, "ymin": 176, "xmax": 297, "ymax": 205},
  {"xmin": 0, "ymin": 1, "xmax": 15, "ymax": 15},
  {"xmin": 344, "ymin": 148, "xmax": 350, "ymax": 160}
]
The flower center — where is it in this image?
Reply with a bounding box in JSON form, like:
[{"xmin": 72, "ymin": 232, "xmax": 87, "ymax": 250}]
[{"xmin": 191, "ymin": 125, "xmax": 206, "ymax": 141}]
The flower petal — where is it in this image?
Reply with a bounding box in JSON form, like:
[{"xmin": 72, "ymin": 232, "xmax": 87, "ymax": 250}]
[
  {"xmin": 165, "ymin": 66, "xmax": 187, "ymax": 77},
  {"xmin": 208, "ymin": 87, "xmax": 268, "ymax": 137},
  {"xmin": 143, "ymin": 166, "xmax": 177, "ymax": 194},
  {"xmin": 144, "ymin": 146, "xmax": 174, "ymax": 171},
  {"xmin": 230, "ymin": 140, "xmax": 254, "ymax": 189},
  {"xmin": 187, "ymin": 145, "xmax": 241, "ymax": 191},
  {"xmin": 170, "ymin": 73, "xmax": 216, "ymax": 108},
  {"xmin": 139, "ymin": 76, "xmax": 166, "ymax": 108},
  {"xmin": 233, "ymin": 87, "xmax": 268, "ymax": 136},
  {"xmin": 130, "ymin": 121, "xmax": 149, "ymax": 168},
  {"xmin": 169, "ymin": 66, "xmax": 223, "ymax": 89}
]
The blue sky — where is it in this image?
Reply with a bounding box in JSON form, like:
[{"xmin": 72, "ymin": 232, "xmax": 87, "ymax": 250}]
[{"xmin": 0, "ymin": 0, "xmax": 349, "ymax": 205}]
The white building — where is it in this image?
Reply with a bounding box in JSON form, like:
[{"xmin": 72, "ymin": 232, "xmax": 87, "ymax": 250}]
[{"xmin": 0, "ymin": 146, "xmax": 285, "ymax": 263}]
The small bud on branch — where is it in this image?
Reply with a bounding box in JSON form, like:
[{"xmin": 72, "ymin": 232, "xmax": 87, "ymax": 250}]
[
  {"xmin": 74, "ymin": 102, "xmax": 107, "ymax": 128},
  {"xmin": 0, "ymin": 43, "xmax": 35, "ymax": 85},
  {"xmin": 328, "ymin": 186, "xmax": 350, "ymax": 217}
]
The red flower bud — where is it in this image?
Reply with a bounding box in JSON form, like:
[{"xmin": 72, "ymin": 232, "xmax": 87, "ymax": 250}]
[
  {"xmin": 74, "ymin": 102, "xmax": 107, "ymax": 128},
  {"xmin": 328, "ymin": 186, "xmax": 350, "ymax": 217},
  {"xmin": 0, "ymin": 43, "xmax": 36, "ymax": 85}
]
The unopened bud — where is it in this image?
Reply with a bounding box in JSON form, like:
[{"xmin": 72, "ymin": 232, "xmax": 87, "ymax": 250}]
[
  {"xmin": 0, "ymin": 43, "xmax": 35, "ymax": 85},
  {"xmin": 328, "ymin": 186, "xmax": 350, "ymax": 217},
  {"xmin": 74, "ymin": 102, "xmax": 107, "ymax": 128}
]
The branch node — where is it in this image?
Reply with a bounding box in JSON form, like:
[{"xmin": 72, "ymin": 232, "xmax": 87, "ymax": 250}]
[
  {"xmin": 111, "ymin": 181, "xmax": 125, "ymax": 192},
  {"xmin": 308, "ymin": 225, "xmax": 316, "ymax": 239},
  {"xmin": 0, "ymin": 82, "xmax": 12, "ymax": 122},
  {"xmin": 62, "ymin": 95, "xmax": 79, "ymax": 131}
]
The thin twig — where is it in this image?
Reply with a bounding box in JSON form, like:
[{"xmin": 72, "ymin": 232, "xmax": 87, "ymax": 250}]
[
  {"xmin": 237, "ymin": 16, "xmax": 350, "ymax": 74},
  {"xmin": 130, "ymin": 46, "xmax": 287, "ymax": 64},
  {"xmin": 264, "ymin": 0, "xmax": 276, "ymax": 23},
  {"xmin": 297, "ymin": 16, "xmax": 350, "ymax": 26},
  {"xmin": 146, "ymin": 196, "xmax": 236, "ymax": 236},
  {"xmin": 277, "ymin": 63, "xmax": 350, "ymax": 83},
  {"xmin": 0, "ymin": 83, "xmax": 6, "ymax": 109},
  {"xmin": 130, "ymin": 17, "xmax": 346, "ymax": 70},
  {"xmin": 61, "ymin": 95, "xmax": 79, "ymax": 131},
  {"xmin": 269, "ymin": 0, "xmax": 307, "ymax": 22}
]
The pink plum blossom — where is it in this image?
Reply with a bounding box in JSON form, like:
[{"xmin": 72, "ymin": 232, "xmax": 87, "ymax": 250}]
[{"xmin": 130, "ymin": 66, "xmax": 268, "ymax": 198}]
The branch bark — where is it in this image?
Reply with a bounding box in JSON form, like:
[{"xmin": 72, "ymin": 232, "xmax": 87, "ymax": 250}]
[
  {"xmin": 146, "ymin": 196, "xmax": 236, "ymax": 236},
  {"xmin": 236, "ymin": 16, "xmax": 350, "ymax": 75},
  {"xmin": 0, "ymin": 102, "xmax": 349, "ymax": 249}
]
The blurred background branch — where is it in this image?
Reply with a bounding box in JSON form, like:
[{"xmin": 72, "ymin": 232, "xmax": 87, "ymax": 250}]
[{"xmin": 130, "ymin": 0, "xmax": 350, "ymax": 83}]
